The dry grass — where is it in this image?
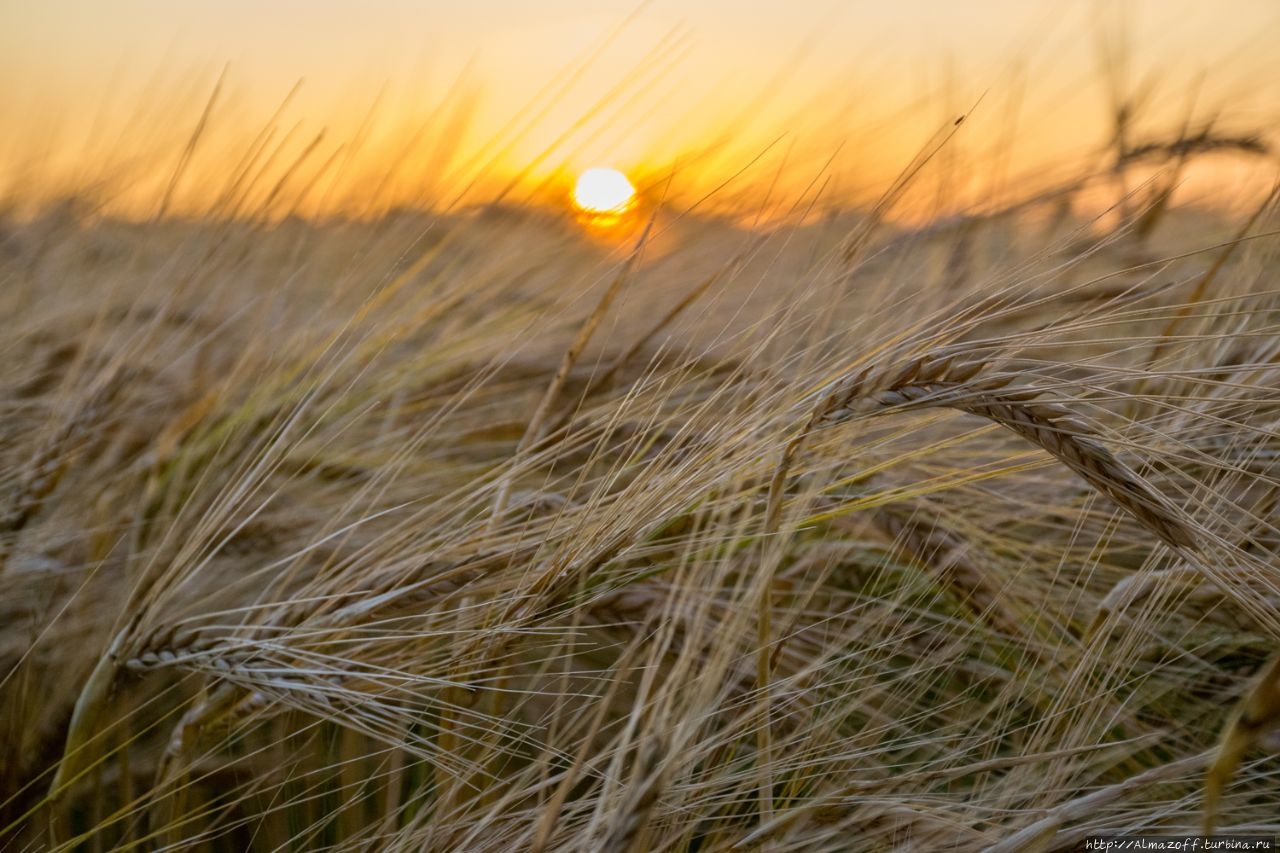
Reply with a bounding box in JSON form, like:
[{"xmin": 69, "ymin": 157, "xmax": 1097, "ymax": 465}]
[{"xmin": 2, "ymin": 78, "xmax": 1280, "ymax": 853}]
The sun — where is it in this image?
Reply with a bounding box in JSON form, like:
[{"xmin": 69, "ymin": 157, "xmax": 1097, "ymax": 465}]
[{"xmin": 572, "ymin": 167, "xmax": 636, "ymax": 216}]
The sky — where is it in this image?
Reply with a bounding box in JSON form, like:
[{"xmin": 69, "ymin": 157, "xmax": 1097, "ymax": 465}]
[{"xmin": 2, "ymin": 0, "xmax": 1277, "ymax": 219}]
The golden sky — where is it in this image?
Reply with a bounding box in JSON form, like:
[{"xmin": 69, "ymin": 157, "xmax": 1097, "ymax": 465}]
[{"xmin": 2, "ymin": 0, "xmax": 1277, "ymax": 219}]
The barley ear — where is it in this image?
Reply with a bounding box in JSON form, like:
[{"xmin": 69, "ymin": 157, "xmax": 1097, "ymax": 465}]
[
  {"xmin": 47, "ymin": 638, "xmax": 126, "ymax": 807},
  {"xmin": 1204, "ymin": 651, "xmax": 1280, "ymax": 833}
]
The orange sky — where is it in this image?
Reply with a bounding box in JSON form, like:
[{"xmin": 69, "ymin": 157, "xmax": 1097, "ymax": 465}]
[{"xmin": 1, "ymin": 1, "xmax": 1277, "ymax": 220}]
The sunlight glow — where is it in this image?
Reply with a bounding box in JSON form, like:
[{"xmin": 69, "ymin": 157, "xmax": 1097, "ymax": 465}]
[{"xmin": 573, "ymin": 168, "xmax": 636, "ymax": 215}]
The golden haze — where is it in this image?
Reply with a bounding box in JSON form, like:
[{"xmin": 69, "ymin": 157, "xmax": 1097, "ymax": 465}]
[{"xmin": 0, "ymin": 1, "xmax": 1276, "ymax": 222}]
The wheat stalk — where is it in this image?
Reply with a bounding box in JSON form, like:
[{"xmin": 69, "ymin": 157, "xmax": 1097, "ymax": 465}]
[
  {"xmin": 489, "ymin": 217, "xmax": 653, "ymax": 525},
  {"xmin": 987, "ymin": 751, "xmax": 1212, "ymax": 853},
  {"xmin": 871, "ymin": 504, "xmax": 1024, "ymax": 637},
  {"xmin": 753, "ymin": 349, "xmax": 1197, "ymax": 831},
  {"xmin": 599, "ymin": 733, "xmax": 668, "ymax": 853}
]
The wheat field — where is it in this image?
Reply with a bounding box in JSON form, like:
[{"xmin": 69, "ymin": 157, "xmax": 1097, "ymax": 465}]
[{"xmin": 3, "ymin": 65, "xmax": 1280, "ymax": 852}]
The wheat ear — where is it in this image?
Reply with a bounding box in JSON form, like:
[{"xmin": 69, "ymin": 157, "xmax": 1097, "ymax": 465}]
[
  {"xmin": 811, "ymin": 352, "xmax": 1195, "ymax": 550},
  {"xmin": 1203, "ymin": 651, "xmax": 1280, "ymax": 833},
  {"xmin": 2, "ymin": 365, "xmax": 127, "ymax": 573}
]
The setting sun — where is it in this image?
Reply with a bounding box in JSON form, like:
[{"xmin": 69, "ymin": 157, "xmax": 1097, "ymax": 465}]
[{"xmin": 572, "ymin": 167, "xmax": 636, "ymax": 215}]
